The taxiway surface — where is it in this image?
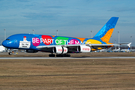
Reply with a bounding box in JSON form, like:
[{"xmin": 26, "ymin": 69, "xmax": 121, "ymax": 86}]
[{"xmin": 0, "ymin": 56, "xmax": 135, "ymax": 59}]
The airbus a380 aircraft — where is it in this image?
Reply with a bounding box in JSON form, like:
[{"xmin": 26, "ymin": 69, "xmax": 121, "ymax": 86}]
[{"xmin": 2, "ymin": 17, "xmax": 119, "ymax": 57}]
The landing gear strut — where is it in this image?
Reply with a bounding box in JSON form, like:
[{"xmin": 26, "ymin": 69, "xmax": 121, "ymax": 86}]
[
  {"xmin": 8, "ymin": 51, "xmax": 17, "ymax": 55},
  {"xmin": 8, "ymin": 52, "xmax": 12, "ymax": 55}
]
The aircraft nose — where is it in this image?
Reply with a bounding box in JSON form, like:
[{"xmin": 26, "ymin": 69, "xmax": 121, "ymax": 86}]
[{"xmin": 2, "ymin": 40, "xmax": 9, "ymax": 48}]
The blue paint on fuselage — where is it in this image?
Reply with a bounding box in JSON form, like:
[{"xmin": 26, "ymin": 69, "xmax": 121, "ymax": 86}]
[{"xmin": 2, "ymin": 33, "xmax": 107, "ymax": 51}]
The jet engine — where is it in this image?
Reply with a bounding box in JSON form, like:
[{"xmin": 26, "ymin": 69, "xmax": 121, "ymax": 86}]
[
  {"xmin": 54, "ymin": 46, "xmax": 68, "ymax": 54},
  {"xmin": 79, "ymin": 45, "xmax": 91, "ymax": 52}
]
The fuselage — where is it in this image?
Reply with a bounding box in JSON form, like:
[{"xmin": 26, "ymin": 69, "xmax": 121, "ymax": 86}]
[{"xmin": 2, "ymin": 34, "xmax": 107, "ymax": 51}]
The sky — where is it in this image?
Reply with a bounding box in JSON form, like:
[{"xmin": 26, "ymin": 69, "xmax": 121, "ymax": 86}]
[{"xmin": 0, "ymin": 0, "xmax": 135, "ymax": 46}]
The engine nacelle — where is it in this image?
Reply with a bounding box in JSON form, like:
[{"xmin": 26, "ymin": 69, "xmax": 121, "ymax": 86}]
[
  {"xmin": 79, "ymin": 45, "xmax": 91, "ymax": 53},
  {"xmin": 26, "ymin": 50, "xmax": 38, "ymax": 53},
  {"xmin": 54, "ymin": 46, "xmax": 68, "ymax": 54}
]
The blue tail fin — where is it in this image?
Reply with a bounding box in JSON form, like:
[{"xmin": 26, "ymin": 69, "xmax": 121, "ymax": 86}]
[{"xmin": 94, "ymin": 17, "xmax": 119, "ymax": 43}]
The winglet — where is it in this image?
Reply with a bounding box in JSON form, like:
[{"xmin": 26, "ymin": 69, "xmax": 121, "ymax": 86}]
[{"xmin": 94, "ymin": 17, "xmax": 119, "ymax": 43}]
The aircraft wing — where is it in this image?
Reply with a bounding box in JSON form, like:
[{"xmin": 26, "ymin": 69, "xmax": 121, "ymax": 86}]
[
  {"xmin": 36, "ymin": 44, "xmax": 119, "ymax": 50},
  {"xmin": 85, "ymin": 44, "xmax": 119, "ymax": 47}
]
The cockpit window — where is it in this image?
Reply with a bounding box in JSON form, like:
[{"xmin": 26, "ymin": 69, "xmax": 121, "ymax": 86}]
[{"xmin": 6, "ymin": 39, "xmax": 10, "ymax": 40}]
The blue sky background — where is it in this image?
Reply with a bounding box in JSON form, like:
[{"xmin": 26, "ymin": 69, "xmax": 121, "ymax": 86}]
[{"xmin": 0, "ymin": 0, "xmax": 135, "ymax": 46}]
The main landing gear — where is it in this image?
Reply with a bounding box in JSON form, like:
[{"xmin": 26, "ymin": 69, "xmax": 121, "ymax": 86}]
[
  {"xmin": 49, "ymin": 54, "xmax": 71, "ymax": 57},
  {"xmin": 49, "ymin": 54, "xmax": 55, "ymax": 57},
  {"xmin": 8, "ymin": 50, "xmax": 18, "ymax": 55}
]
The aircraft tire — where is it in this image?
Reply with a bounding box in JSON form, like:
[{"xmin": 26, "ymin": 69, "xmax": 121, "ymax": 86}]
[
  {"xmin": 49, "ymin": 54, "xmax": 55, "ymax": 57},
  {"xmin": 8, "ymin": 52, "xmax": 12, "ymax": 55},
  {"xmin": 56, "ymin": 54, "xmax": 63, "ymax": 57}
]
